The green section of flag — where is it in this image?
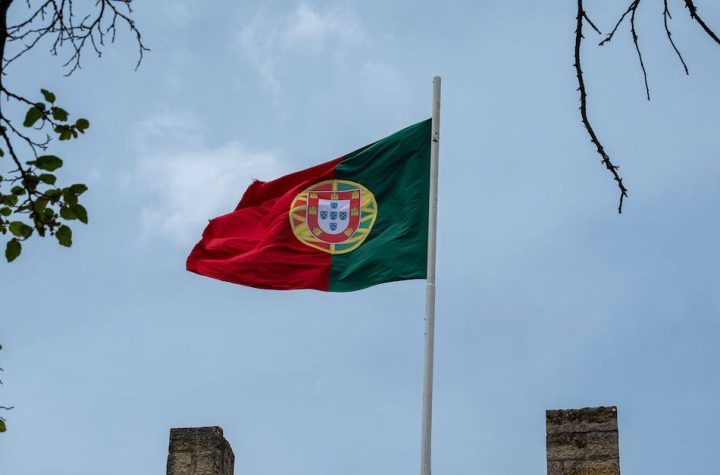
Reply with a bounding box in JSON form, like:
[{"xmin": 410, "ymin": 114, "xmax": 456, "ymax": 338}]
[{"xmin": 329, "ymin": 119, "xmax": 431, "ymax": 291}]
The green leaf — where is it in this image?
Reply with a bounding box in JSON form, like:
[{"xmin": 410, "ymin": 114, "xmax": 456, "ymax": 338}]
[
  {"xmin": 51, "ymin": 107, "xmax": 68, "ymax": 122},
  {"xmin": 8, "ymin": 222, "xmax": 23, "ymax": 237},
  {"xmin": 54, "ymin": 125, "xmax": 73, "ymax": 141},
  {"xmin": 56, "ymin": 225, "xmax": 72, "ymax": 247},
  {"xmin": 9, "ymin": 221, "xmax": 32, "ymax": 238},
  {"xmin": 23, "ymin": 105, "xmax": 43, "ymax": 127},
  {"xmin": 41, "ymin": 89, "xmax": 56, "ymax": 103},
  {"xmin": 60, "ymin": 206, "xmax": 77, "ymax": 220},
  {"xmin": 10, "ymin": 186, "xmax": 25, "ymax": 195},
  {"xmin": 33, "ymin": 199, "xmax": 48, "ymax": 214},
  {"xmin": 73, "ymin": 204, "xmax": 88, "ymax": 224},
  {"xmin": 75, "ymin": 118, "xmax": 90, "ymax": 132},
  {"xmin": 0, "ymin": 419, "xmax": 7, "ymax": 432},
  {"xmin": 35, "ymin": 155, "xmax": 63, "ymax": 171},
  {"xmin": 1, "ymin": 194, "xmax": 18, "ymax": 206},
  {"xmin": 0, "ymin": 207, "xmax": 11, "ymax": 216},
  {"xmin": 42, "ymin": 208, "xmax": 55, "ymax": 221},
  {"xmin": 5, "ymin": 239, "xmax": 21, "ymax": 262},
  {"xmin": 38, "ymin": 174, "xmax": 57, "ymax": 185},
  {"xmin": 62, "ymin": 188, "xmax": 78, "ymax": 205},
  {"xmin": 69, "ymin": 184, "xmax": 88, "ymax": 195},
  {"xmin": 33, "ymin": 220, "xmax": 46, "ymax": 236},
  {"xmin": 0, "ymin": 148, "xmax": 4, "ymax": 157}
]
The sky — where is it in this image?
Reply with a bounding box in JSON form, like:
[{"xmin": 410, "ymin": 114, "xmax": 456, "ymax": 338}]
[{"xmin": 1, "ymin": 1, "xmax": 720, "ymax": 473}]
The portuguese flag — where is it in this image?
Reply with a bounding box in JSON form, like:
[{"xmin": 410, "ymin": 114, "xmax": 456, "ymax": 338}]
[{"xmin": 186, "ymin": 119, "xmax": 431, "ymax": 292}]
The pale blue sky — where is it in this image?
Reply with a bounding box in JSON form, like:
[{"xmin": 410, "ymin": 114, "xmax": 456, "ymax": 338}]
[{"xmin": 2, "ymin": 1, "xmax": 720, "ymax": 474}]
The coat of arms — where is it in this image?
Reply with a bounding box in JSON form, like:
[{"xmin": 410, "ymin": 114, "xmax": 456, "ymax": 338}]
[{"xmin": 289, "ymin": 179, "xmax": 377, "ymax": 254}]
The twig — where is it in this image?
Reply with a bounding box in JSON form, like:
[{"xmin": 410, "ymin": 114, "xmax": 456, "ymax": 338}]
[
  {"xmin": 583, "ymin": 11, "xmax": 602, "ymax": 35},
  {"xmin": 599, "ymin": 0, "xmax": 638, "ymax": 46},
  {"xmin": 599, "ymin": 1, "xmax": 650, "ymax": 100},
  {"xmin": 630, "ymin": 1, "xmax": 650, "ymax": 100},
  {"xmin": 664, "ymin": 0, "xmax": 690, "ymax": 74}
]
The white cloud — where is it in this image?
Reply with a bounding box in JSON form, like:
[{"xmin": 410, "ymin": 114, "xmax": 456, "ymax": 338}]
[
  {"xmin": 237, "ymin": 3, "xmax": 368, "ymax": 95},
  {"xmin": 133, "ymin": 113, "xmax": 285, "ymax": 246},
  {"xmin": 161, "ymin": 0, "xmax": 194, "ymax": 28},
  {"xmin": 283, "ymin": 4, "xmax": 367, "ymax": 50},
  {"xmin": 133, "ymin": 111, "xmax": 207, "ymax": 151},
  {"xmin": 237, "ymin": 14, "xmax": 283, "ymax": 96}
]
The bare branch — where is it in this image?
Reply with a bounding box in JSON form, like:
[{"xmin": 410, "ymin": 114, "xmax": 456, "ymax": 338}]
[
  {"xmin": 3, "ymin": 0, "xmax": 149, "ymax": 74},
  {"xmin": 664, "ymin": 0, "xmax": 690, "ymax": 75},
  {"xmin": 583, "ymin": 11, "xmax": 602, "ymax": 35},
  {"xmin": 599, "ymin": 0, "xmax": 637, "ymax": 46},
  {"xmin": 685, "ymin": 0, "xmax": 720, "ymax": 45},
  {"xmin": 575, "ymin": 0, "xmax": 629, "ymax": 213},
  {"xmin": 597, "ymin": 1, "xmax": 650, "ymax": 100},
  {"xmin": 575, "ymin": 0, "xmax": 720, "ymax": 211},
  {"xmin": 630, "ymin": 1, "xmax": 650, "ymax": 100}
]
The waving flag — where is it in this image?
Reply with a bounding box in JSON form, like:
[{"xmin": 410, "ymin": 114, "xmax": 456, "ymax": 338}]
[{"xmin": 187, "ymin": 119, "xmax": 431, "ymax": 292}]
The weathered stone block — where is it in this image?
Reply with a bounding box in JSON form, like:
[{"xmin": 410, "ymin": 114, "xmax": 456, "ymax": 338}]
[
  {"xmin": 167, "ymin": 426, "xmax": 234, "ymax": 475},
  {"xmin": 546, "ymin": 406, "xmax": 619, "ymax": 475},
  {"xmin": 546, "ymin": 406, "xmax": 618, "ymax": 435},
  {"xmin": 546, "ymin": 430, "xmax": 618, "ymax": 461}
]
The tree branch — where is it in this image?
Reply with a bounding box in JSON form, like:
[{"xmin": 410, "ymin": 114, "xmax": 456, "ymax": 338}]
[
  {"xmin": 0, "ymin": 1, "xmax": 138, "ymax": 261},
  {"xmin": 598, "ymin": 1, "xmax": 650, "ymax": 100},
  {"xmin": 576, "ymin": 0, "xmax": 629, "ymax": 213},
  {"xmin": 685, "ymin": 0, "xmax": 720, "ymax": 45},
  {"xmin": 3, "ymin": 0, "xmax": 149, "ymax": 74}
]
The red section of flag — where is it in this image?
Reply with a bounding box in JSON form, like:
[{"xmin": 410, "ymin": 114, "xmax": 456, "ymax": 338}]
[{"xmin": 186, "ymin": 157, "xmax": 343, "ymax": 290}]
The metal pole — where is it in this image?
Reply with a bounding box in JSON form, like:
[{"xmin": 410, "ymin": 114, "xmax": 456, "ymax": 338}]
[{"xmin": 420, "ymin": 76, "xmax": 441, "ymax": 475}]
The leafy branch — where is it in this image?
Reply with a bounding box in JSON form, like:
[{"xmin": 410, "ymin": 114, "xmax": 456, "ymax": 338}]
[
  {"xmin": 574, "ymin": 0, "xmax": 720, "ymax": 213},
  {"xmin": 0, "ymin": 89, "xmax": 90, "ymax": 261},
  {"xmin": 0, "ymin": 0, "xmax": 146, "ymax": 261}
]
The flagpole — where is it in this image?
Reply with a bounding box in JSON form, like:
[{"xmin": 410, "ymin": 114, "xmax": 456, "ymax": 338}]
[{"xmin": 420, "ymin": 76, "xmax": 441, "ymax": 475}]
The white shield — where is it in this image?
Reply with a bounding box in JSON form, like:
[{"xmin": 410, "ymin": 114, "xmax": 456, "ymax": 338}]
[{"xmin": 317, "ymin": 199, "xmax": 350, "ymax": 235}]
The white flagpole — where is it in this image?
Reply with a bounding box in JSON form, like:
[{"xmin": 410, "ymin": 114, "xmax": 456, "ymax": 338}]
[{"xmin": 420, "ymin": 76, "xmax": 441, "ymax": 475}]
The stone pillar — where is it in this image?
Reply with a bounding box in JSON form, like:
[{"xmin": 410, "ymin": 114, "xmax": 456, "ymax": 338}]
[
  {"xmin": 166, "ymin": 426, "xmax": 235, "ymax": 475},
  {"xmin": 546, "ymin": 406, "xmax": 620, "ymax": 475}
]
